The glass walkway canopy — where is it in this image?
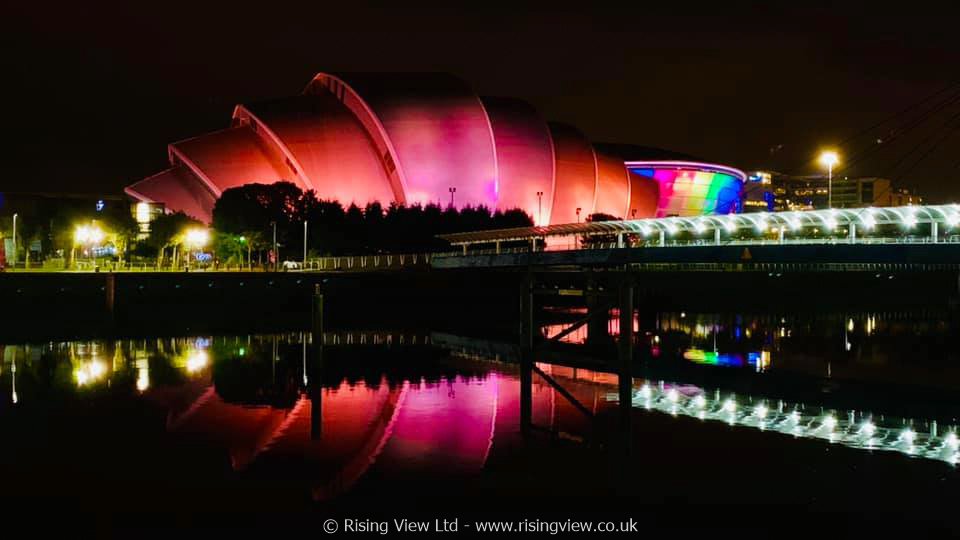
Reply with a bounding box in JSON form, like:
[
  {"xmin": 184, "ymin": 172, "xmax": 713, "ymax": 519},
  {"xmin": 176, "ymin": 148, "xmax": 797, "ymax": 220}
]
[{"xmin": 438, "ymin": 204, "xmax": 960, "ymax": 249}]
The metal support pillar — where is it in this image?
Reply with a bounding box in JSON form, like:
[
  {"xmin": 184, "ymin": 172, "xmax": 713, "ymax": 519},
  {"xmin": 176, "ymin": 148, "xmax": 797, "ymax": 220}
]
[
  {"xmin": 496, "ymin": 240, "xmax": 501, "ymax": 254},
  {"xmin": 932, "ymin": 221, "xmax": 939, "ymax": 243},
  {"xmin": 585, "ymin": 274, "xmax": 612, "ymax": 346},
  {"xmin": 659, "ymin": 230, "xmax": 666, "ymax": 247},
  {"xmin": 849, "ymin": 223, "xmax": 856, "ymax": 243},
  {"xmin": 618, "ymin": 278, "xmax": 634, "ymax": 436},
  {"xmin": 463, "ymin": 244, "xmax": 468, "ymax": 255},
  {"xmin": 520, "ymin": 274, "xmax": 534, "ymax": 433},
  {"xmin": 310, "ymin": 285, "xmax": 325, "ymax": 440},
  {"xmin": 778, "ymin": 227, "xmax": 785, "ymax": 244},
  {"xmin": 715, "ymin": 228, "xmax": 721, "ymax": 246},
  {"xmin": 617, "ymin": 232, "xmax": 624, "ymax": 248},
  {"xmin": 104, "ymin": 273, "xmax": 116, "ymax": 322}
]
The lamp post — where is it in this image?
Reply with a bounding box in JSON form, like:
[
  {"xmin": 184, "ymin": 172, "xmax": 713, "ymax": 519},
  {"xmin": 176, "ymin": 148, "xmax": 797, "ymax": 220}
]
[
  {"xmin": 536, "ymin": 191, "xmax": 544, "ymax": 225},
  {"xmin": 11, "ymin": 213, "xmax": 16, "ymax": 268},
  {"xmin": 272, "ymin": 221, "xmax": 278, "ymax": 272},
  {"xmin": 239, "ymin": 236, "xmax": 251, "ymax": 270},
  {"xmin": 818, "ymin": 151, "xmax": 839, "ymax": 209},
  {"xmin": 303, "ymin": 220, "xmax": 308, "ymax": 267},
  {"xmin": 449, "ymin": 187, "xmax": 456, "ymax": 208},
  {"xmin": 576, "ymin": 207, "xmax": 582, "ymax": 223},
  {"xmin": 183, "ymin": 228, "xmax": 210, "ymax": 270}
]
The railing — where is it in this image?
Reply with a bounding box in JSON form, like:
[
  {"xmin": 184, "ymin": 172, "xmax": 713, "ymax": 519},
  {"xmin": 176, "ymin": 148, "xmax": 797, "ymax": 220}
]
[
  {"xmin": 2, "ymin": 253, "xmax": 433, "ymax": 273},
  {"xmin": 434, "ymin": 234, "xmax": 960, "ymax": 258},
  {"xmin": 299, "ymin": 253, "xmax": 432, "ymax": 272}
]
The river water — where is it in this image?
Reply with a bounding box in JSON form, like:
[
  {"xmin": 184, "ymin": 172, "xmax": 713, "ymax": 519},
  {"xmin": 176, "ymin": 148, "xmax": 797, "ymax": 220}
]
[{"xmin": 1, "ymin": 310, "xmax": 958, "ymax": 528}]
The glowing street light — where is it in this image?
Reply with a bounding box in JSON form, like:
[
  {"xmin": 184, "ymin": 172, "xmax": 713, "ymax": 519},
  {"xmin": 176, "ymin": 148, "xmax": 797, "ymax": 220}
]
[
  {"xmin": 818, "ymin": 150, "xmax": 840, "ymax": 209},
  {"xmin": 183, "ymin": 228, "xmax": 210, "ymax": 270},
  {"xmin": 74, "ymin": 224, "xmax": 105, "ymax": 245},
  {"xmin": 184, "ymin": 228, "xmax": 210, "ymax": 249}
]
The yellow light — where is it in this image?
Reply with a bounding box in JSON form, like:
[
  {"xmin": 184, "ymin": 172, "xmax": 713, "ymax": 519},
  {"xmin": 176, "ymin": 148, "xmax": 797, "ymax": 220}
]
[
  {"xmin": 818, "ymin": 150, "xmax": 839, "ymax": 168},
  {"xmin": 136, "ymin": 202, "xmax": 151, "ymax": 224},
  {"xmin": 186, "ymin": 351, "xmax": 209, "ymax": 373},
  {"xmin": 74, "ymin": 224, "xmax": 105, "ymax": 245},
  {"xmin": 74, "ymin": 359, "xmax": 107, "ymax": 386},
  {"xmin": 184, "ymin": 228, "xmax": 210, "ymax": 249},
  {"xmin": 137, "ymin": 371, "xmax": 149, "ymax": 392}
]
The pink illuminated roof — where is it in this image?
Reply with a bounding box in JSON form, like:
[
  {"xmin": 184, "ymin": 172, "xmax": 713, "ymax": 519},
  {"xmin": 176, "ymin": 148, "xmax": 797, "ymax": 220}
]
[
  {"xmin": 170, "ymin": 125, "xmax": 296, "ymax": 196},
  {"xmin": 241, "ymin": 95, "xmax": 396, "ymax": 206},
  {"xmin": 125, "ymin": 166, "xmax": 217, "ymax": 222}
]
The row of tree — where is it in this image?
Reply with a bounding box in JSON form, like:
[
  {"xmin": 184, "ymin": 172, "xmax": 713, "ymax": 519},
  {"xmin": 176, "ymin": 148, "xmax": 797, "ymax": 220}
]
[{"xmin": 203, "ymin": 182, "xmax": 533, "ymax": 262}]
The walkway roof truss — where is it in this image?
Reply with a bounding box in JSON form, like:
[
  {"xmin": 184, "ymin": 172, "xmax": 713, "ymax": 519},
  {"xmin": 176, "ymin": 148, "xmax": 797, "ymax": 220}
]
[{"xmin": 438, "ymin": 204, "xmax": 960, "ymax": 246}]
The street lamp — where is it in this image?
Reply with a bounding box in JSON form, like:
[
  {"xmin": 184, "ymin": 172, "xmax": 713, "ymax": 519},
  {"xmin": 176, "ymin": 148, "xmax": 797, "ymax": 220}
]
[
  {"xmin": 818, "ymin": 150, "xmax": 839, "ymax": 209},
  {"xmin": 184, "ymin": 228, "xmax": 209, "ymax": 269},
  {"xmin": 239, "ymin": 235, "xmax": 251, "ymax": 270},
  {"xmin": 271, "ymin": 221, "xmax": 278, "ymax": 272},
  {"xmin": 449, "ymin": 187, "xmax": 457, "ymax": 208},
  {"xmin": 73, "ymin": 223, "xmax": 105, "ymax": 268},
  {"xmin": 11, "ymin": 213, "xmax": 16, "ymax": 268},
  {"xmin": 576, "ymin": 207, "xmax": 582, "ymax": 223},
  {"xmin": 536, "ymin": 191, "xmax": 544, "ymax": 225}
]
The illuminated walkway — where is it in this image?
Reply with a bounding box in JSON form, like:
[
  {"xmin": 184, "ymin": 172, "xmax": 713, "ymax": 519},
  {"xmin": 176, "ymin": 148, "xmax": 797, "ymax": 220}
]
[{"xmin": 438, "ymin": 203, "xmax": 960, "ymax": 252}]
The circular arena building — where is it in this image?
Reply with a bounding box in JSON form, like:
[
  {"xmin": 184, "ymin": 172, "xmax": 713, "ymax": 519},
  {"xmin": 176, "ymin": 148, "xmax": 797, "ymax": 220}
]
[{"xmin": 126, "ymin": 73, "xmax": 744, "ymax": 224}]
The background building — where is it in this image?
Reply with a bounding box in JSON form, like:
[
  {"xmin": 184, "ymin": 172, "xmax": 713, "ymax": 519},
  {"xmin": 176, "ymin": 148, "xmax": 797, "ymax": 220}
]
[{"xmin": 744, "ymin": 172, "xmax": 923, "ymax": 212}]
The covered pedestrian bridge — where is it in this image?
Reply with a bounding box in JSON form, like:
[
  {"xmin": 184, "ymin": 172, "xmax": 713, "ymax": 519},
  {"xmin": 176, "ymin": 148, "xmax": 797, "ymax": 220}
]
[{"xmin": 437, "ymin": 204, "xmax": 960, "ymax": 254}]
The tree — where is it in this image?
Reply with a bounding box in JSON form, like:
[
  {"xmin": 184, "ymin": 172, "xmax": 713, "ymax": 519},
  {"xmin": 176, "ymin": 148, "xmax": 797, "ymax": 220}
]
[
  {"xmin": 213, "ymin": 182, "xmax": 305, "ymax": 262},
  {"xmin": 145, "ymin": 212, "xmax": 202, "ymax": 266}
]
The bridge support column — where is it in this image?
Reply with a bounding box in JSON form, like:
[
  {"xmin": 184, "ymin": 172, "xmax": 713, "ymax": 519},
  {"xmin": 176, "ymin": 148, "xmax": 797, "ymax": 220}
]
[
  {"xmin": 520, "ymin": 274, "xmax": 534, "ymax": 434},
  {"xmin": 617, "ymin": 232, "xmax": 624, "ymax": 248},
  {"xmin": 496, "ymin": 240, "xmax": 501, "ymax": 254},
  {"xmin": 659, "ymin": 230, "xmax": 666, "ymax": 247},
  {"xmin": 849, "ymin": 223, "xmax": 857, "ymax": 243},
  {"xmin": 311, "ymin": 285, "xmax": 325, "ymax": 440},
  {"xmin": 715, "ymin": 228, "xmax": 721, "ymax": 246},
  {"xmin": 618, "ymin": 277, "xmax": 634, "ymax": 435},
  {"xmin": 778, "ymin": 227, "xmax": 785, "ymax": 244},
  {"xmin": 463, "ymin": 244, "xmax": 468, "ymax": 255},
  {"xmin": 104, "ymin": 273, "xmax": 116, "ymax": 323},
  {"xmin": 931, "ymin": 221, "xmax": 939, "ymax": 243}
]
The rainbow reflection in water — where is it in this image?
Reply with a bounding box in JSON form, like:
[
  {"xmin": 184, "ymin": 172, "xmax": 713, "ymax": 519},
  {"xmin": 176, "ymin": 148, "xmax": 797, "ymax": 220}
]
[{"xmin": 683, "ymin": 349, "xmax": 771, "ymax": 371}]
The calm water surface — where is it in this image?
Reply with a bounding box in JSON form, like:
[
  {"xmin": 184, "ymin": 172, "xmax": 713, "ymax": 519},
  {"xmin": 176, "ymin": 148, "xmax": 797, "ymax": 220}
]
[{"xmin": 1, "ymin": 311, "xmax": 958, "ymax": 513}]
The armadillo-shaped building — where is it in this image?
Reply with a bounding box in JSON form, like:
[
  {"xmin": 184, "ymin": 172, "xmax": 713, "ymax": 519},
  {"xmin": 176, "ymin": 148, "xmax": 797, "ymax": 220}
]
[{"xmin": 126, "ymin": 73, "xmax": 744, "ymax": 224}]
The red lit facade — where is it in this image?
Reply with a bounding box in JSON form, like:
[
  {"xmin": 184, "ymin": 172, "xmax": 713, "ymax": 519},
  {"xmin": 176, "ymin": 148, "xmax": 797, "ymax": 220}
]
[{"xmin": 127, "ymin": 73, "xmax": 718, "ymax": 225}]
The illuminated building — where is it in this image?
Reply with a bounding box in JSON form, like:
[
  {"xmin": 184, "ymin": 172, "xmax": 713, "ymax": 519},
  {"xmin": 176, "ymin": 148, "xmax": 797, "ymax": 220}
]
[
  {"xmin": 767, "ymin": 173, "xmax": 922, "ymax": 211},
  {"xmin": 126, "ymin": 73, "xmax": 746, "ymax": 224},
  {"xmin": 625, "ymin": 161, "xmax": 745, "ymax": 217}
]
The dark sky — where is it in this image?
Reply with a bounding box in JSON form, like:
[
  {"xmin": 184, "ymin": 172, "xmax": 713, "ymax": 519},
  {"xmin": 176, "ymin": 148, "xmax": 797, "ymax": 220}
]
[{"xmin": 5, "ymin": 3, "xmax": 960, "ymax": 201}]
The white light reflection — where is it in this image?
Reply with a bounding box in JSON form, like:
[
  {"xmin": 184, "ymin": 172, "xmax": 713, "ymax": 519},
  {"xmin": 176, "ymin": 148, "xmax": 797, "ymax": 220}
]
[{"xmin": 623, "ymin": 379, "xmax": 958, "ymax": 466}]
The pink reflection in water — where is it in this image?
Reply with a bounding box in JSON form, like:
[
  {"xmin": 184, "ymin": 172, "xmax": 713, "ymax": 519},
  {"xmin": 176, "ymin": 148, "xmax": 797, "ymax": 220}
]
[{"xmin": 157, "ymin": 365, "xmax": 621, "ymax": 498}]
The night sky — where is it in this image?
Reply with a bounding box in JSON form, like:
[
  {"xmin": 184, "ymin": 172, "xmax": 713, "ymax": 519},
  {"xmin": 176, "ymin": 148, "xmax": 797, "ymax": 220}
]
[{"xmin": 5, "ymin": 3, "xmax": 959, "ymax": 201}]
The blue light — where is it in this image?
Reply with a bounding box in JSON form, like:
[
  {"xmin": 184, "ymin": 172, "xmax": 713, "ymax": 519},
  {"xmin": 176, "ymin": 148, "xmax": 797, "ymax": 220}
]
[{"xmin": 95, "ymin": 200, "xmax": 105, "ymax": 212}]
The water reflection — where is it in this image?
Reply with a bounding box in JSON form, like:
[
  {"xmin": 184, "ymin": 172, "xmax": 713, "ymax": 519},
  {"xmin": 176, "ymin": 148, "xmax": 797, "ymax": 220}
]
[
  {"xmin": 1, "ymin": 328, "xmax": 957, "ymax": 504},
  {"xmin": 543, "ymin": 308, "xmax": 960, "ymax": 389},
  {"xmin": 624, "ymin": 380, "xmax": 959, "ymax": 466},
  {"xmin": 0, "ymin": 334, "xmax": 607, "ymax": 500}
]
